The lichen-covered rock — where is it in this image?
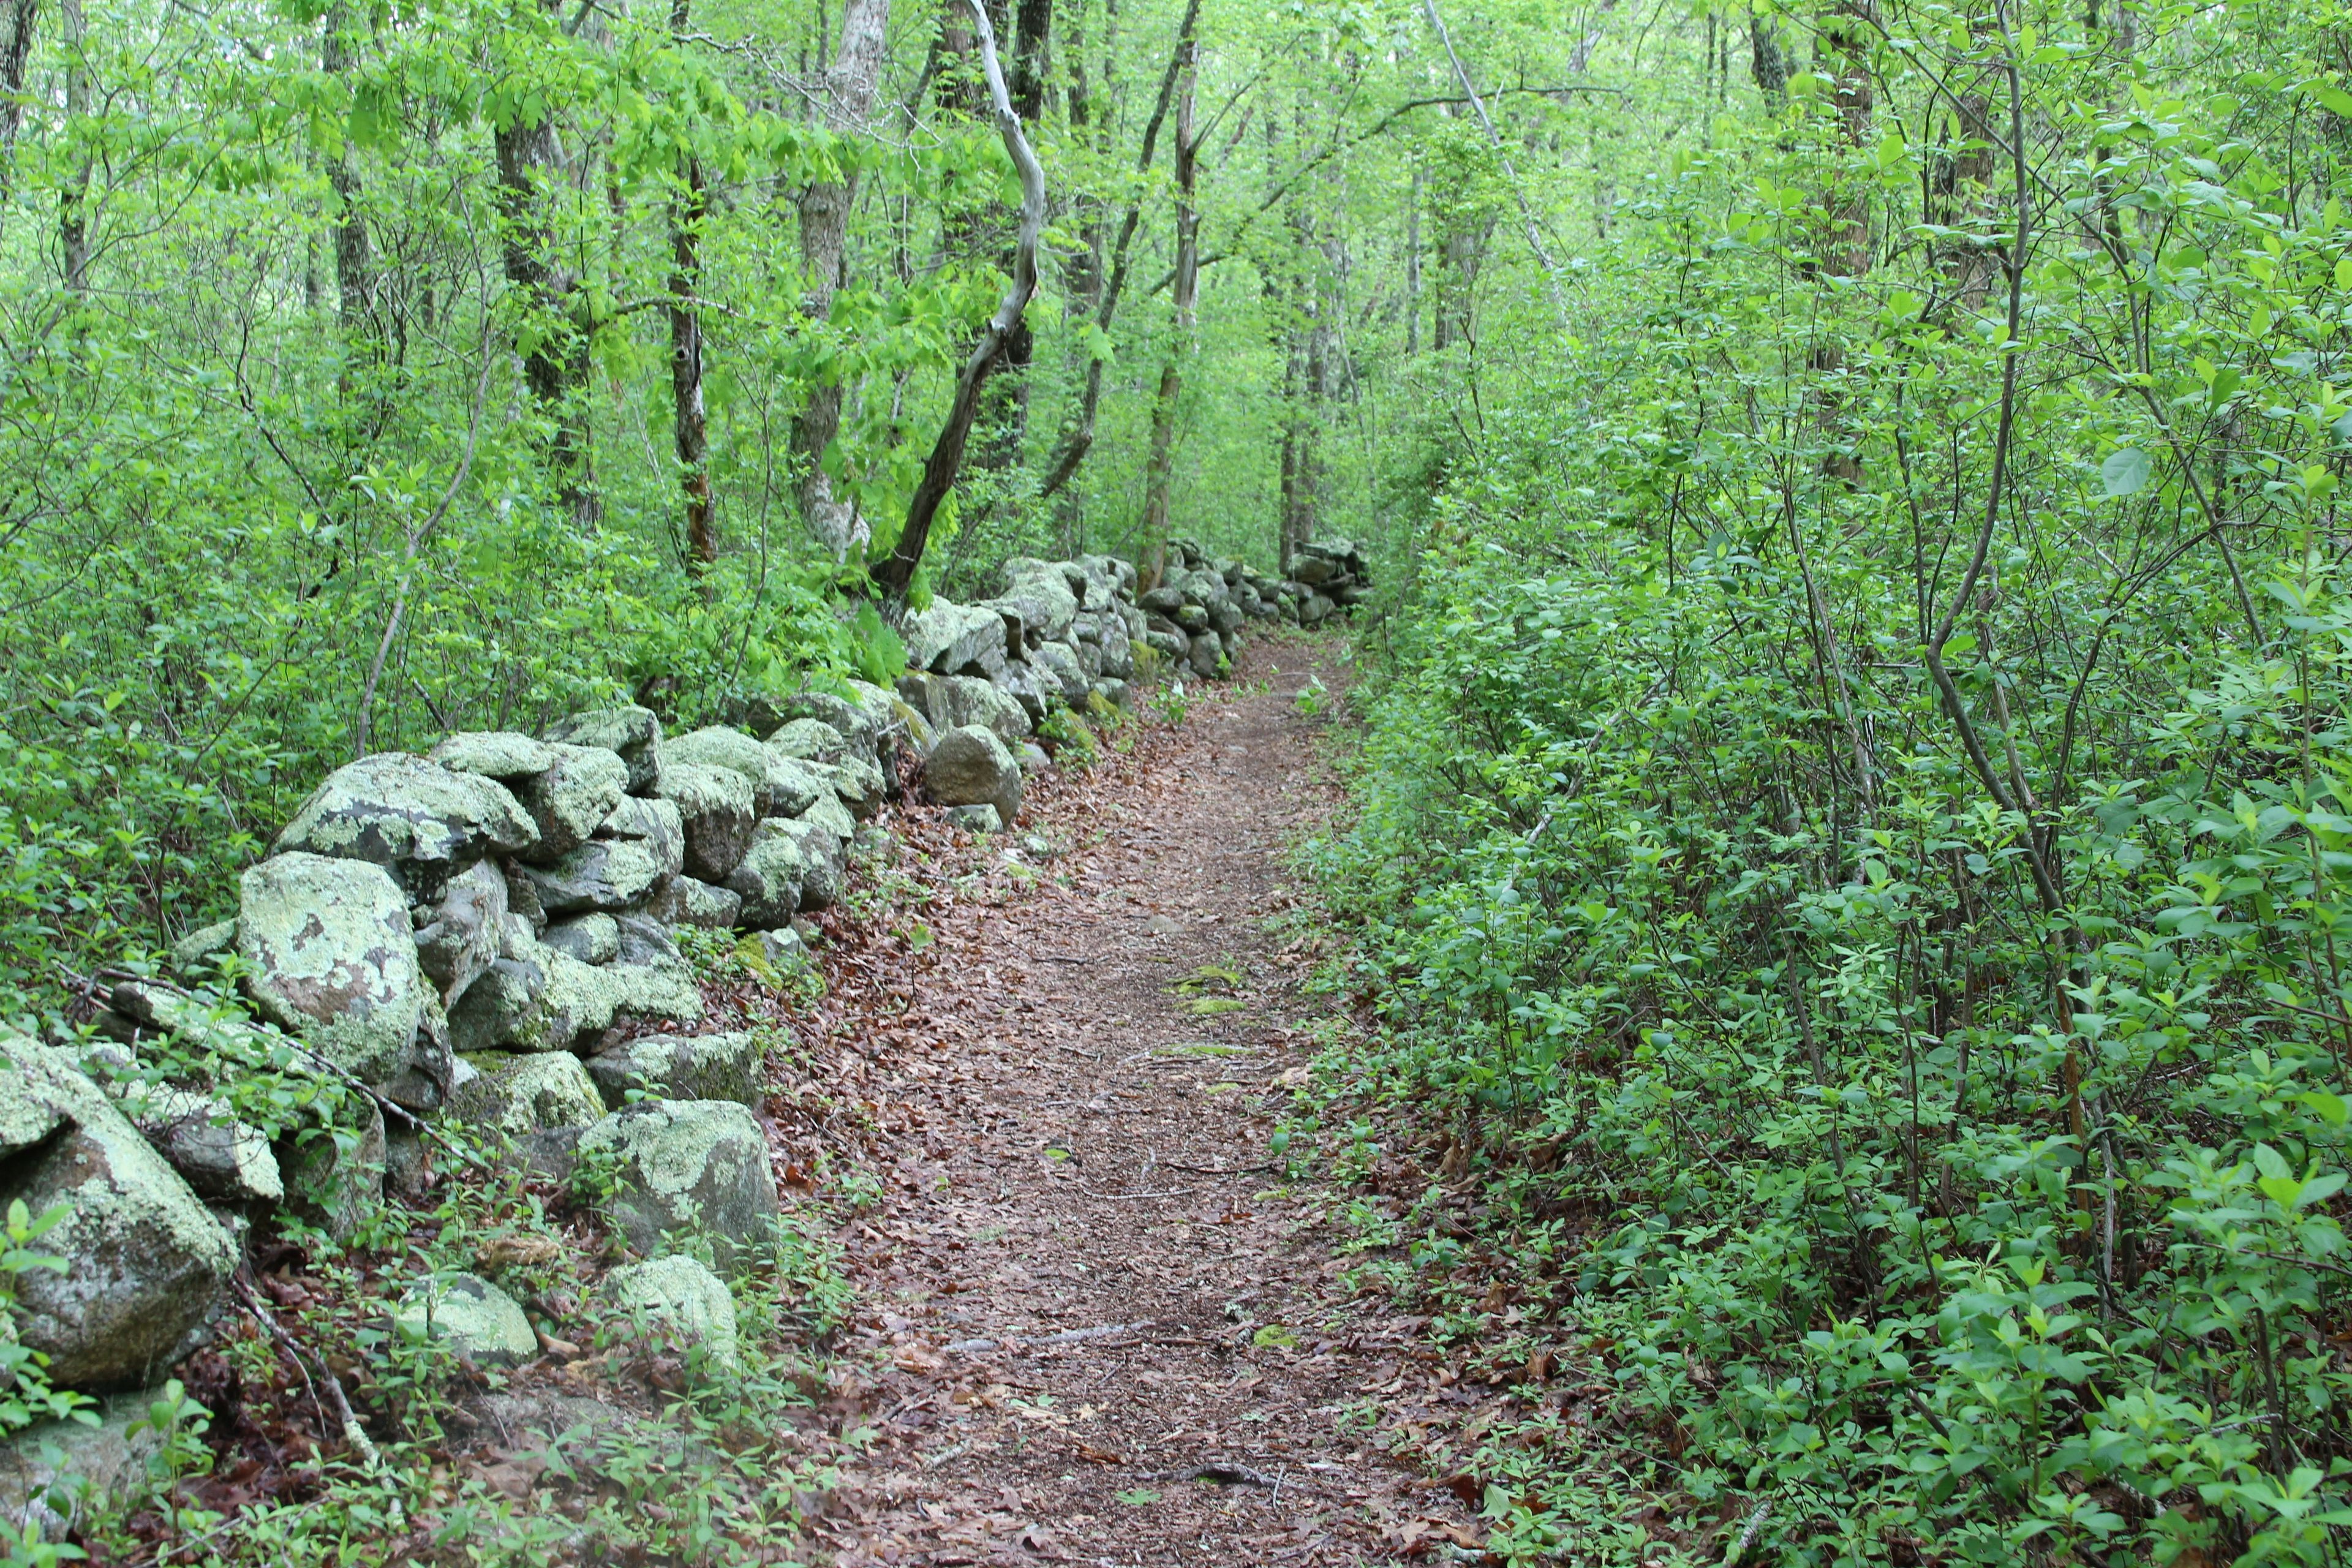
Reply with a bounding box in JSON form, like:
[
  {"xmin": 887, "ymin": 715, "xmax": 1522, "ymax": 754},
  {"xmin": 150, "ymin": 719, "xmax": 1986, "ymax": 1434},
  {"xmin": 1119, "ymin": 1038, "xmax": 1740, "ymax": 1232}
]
[
  {"xmin": 923, "ymin": 725, "xmax": 1023, "ymax": 828},
  {"xmin": 119, "ymin": 1087, "xmax": 282, "ymax": 1204},
  {"xmin": 663, "ymin": 726, "xmax": 769, "ymax": 778},
  {"xmin": 906, "ymin": 597, "xmax": 1012, "ymax": 676},
  {"xmin": 411, "ymin": 857, "xmax": 508, "ymax": 1008},
  {"xmin": 998, "ymin": 662, "xmax": 1050, "ymax": 723},
  {"xmin": 429, "ymin": 731, "xmax": 559, "ymax": 779},
  {"xmin": 544, "ymin": 706, "xmax": 663, "ymax": 795},
  {"xmin": 542, "ymin": 913, "xmax": 619, "ymax": 965},
  {"xmin": 608, "ymin": 1255, "xmax": 739, "ymax": 1374},
  {"xmin": 820, "ymin": 753, "xmax": 887, "ymax": 821},
  {"xmin": 595, "ymin": 794, "xmax": 685, "ymax": 882},
  {"xmin": 724, "ymin": 829, "xmax": 805, "ymax": 929},
  {"xmin": 897, "ymin": 673, "xmax": 1031, "ymax": 744},
  {"xmin": 889, "ymin": 698, "xmax": 937, "ymax": 759},
  {"xmin": 521, "ymin": 836, "xmax": 667, "ymax": 916},
  {"xmin": 1188, "ymin": 634, "xmax": 1224, "ymax": 677},
  {"xmin": 1032, "ymin": 641, "xmax": 1090, "ymax": 706},
  {"xmin": 608, "ymin": 956, "xmax": 703, "ymax": 1031},
  {"xmin": 237, "ymin": 852, "xmax": 424, "ymax": 1084},
  {"xmin": 0, "ymin": 1038, "xmax": 239, "ymax": 1390},
  {"xmin": 274, "ymin": 753, "xmax": 537, "ymax": 895},
  {"xmin": 576, "ymin": 1100, "xmax": 778, "ymax": 1254},
  {"xmin": 944, "ymin": 804, "xmax": 1001, "ymax": 833},
  {"xmin": 391, "ymin": 1273, "xmax": 537, "ymax": 1368},
  {"xmin": 1, "ymin": 1390, "xmax": 171, "ymax": 1544},
  {"xmin": 585, "ymin": 1031, "xmax": 762, "ymax": 1109},
  {"xmin": 512, "ymin": 744, "xmax": 630, "ymax": 862},
  {"xmin": 764, "ymin": 717, "xmax": 845, "ymax": 764},
  {"xmin": 641, "ymin": 875, "xmax": 741, "ymax": 930},
  {"xmin": 755, "ymin": 818, "xmax": 843, "ymax": 910},
  {"xmin": 997, "ymin": 557, "xmax": 1081, "ymax": 642},
  {"xmin": 654, "ymin": 763, "xmax": 756, "ymax": 884},
  {"xmin": 168, "ymin": 919, "xmax": 238, "ymax": 981},
  {"xmin": 449, "ymin": 1051, "xmax": 605, "ymax": 1137},
  {"xmin": 432, "ymin": 733, "xmax": 629, "ymax": 863}
]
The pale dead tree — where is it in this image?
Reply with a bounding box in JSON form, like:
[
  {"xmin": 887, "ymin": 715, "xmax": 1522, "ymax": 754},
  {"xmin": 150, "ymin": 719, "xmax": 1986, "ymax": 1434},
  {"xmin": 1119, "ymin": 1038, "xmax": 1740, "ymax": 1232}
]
[
  {"xmin": 794, "ymin": 0, "xmax": 891, "ymax": 559},
  {"xmin": 870, "ymin": 0, "xmax": 1044, "ymax": 605},
  {"xmin": 1421, "ymin": 0, "xmax": 1567, "ymax": 325},
  {"xmin": 1135, "ymin": 26, "xmax": 1198, "ymax": 585}
]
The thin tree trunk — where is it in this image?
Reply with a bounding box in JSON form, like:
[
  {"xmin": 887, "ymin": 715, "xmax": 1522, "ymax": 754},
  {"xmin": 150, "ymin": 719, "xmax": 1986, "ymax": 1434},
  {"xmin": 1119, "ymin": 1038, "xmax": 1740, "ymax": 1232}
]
[
  {"xmin": 495, "ymin": 104, "xmax": 598, "ymax": 528},
  {"xmin": 1137, "ymin": 29, "xmax": 1197, "ymax": 586},
  {"xmin": 59, "ymin": 0, "xmax": 87, "ymax": 294},
  {"xmin": 794, "ymin": 0, "xmax": 891, "ymax": 557},
  {"xmin": 322, "ymin": 2, "xmax": 377, "ymax": 385},
  {"xmin": 671, "ymin": 0, "xmax": 713, "ymax": 575},
  {"xmin": 1422, "ymin": 0, "xmax": 1568, "ymax": 324},
  {"xmin": 1404, "ymin": 158, "xmax": 1421, "ymax": 356},
  {"xmin": 1033, "ymin": 0, "xmax": 1202, "ymax": 504},
  {"xmin": 870, "ymin": 0, "xmax": 1046, "ymax": 605},
  {"xmin": 0, "ymin": 0, "xmax": 39, "ymax": 189}
]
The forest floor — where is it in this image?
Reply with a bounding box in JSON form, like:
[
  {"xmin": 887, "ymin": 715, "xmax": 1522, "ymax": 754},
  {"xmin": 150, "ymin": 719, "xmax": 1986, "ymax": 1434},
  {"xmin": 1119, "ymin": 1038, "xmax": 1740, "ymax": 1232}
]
[{"xmin": 804, "ymin": 634, "xmax": 1482, "ymax": 1568}]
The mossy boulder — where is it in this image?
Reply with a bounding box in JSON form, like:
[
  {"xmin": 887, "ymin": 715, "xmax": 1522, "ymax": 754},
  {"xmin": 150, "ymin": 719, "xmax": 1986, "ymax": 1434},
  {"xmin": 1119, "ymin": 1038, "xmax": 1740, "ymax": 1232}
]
[
  {"xmin": 391, "ymin": 1273, "xmax": 538, "ymax": 1368},
  {"xmin": 585, "ymin": 1031, "xmax": 763, "ymax": 1110},
  {"xmin": 654, "ymin": 763, "xmax": 756, "ymax": 883},
  {"xmin": 576, "ymin": 1099, "xmax": 777, "ymax": 1254},
  {"xmin": 236, "ymin": 851, "xmax": 425, "ymax": 1084},
  {"xmin": 922, "ymin": 725, "xmax": 1022, "ymax": 828},
  {"xmin": 0, "ymin": 1039, "xmax": 239, "ymax": 1390},
  {"xmin": 450, "ymin": 1052, "xmax": 605, "ymax": 1137},
  {"xmin": 273, "ymin": 752, "xmax": 537, "ymax": 895},
  {"xmin": 544, "ymin": 706, "xmax": 663, "ymax": 795},
  {"xmin": 608, "ymin": 1254, "xmax": 739, "ymax": 1374}
]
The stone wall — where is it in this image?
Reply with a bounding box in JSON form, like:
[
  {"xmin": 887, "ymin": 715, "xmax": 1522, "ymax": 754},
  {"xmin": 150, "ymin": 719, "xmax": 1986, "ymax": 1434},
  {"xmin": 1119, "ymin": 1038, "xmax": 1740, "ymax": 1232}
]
[
  {"xmin": 1273, "ymin": 538, "xmax": 1370, "ymax": 626},
  {"xmin": 0, "ymin": 545, "xmax": 1294, "ymax": 1531}
]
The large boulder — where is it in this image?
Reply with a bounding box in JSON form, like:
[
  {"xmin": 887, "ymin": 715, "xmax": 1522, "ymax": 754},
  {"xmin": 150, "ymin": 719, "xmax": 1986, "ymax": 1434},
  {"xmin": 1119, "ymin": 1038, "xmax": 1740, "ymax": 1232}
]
[
  {"xmin": 510, "ymin": 745, "xmax": 631, "ymax": 862},
  {"xmin": 1031, "ymin": 641, "xmax": 1089, "ymax": 706},
  {"xmin": 410, "ymin": 857, "xmax": 508, "ymax": 1009},
  {"xmin": 897, "ymin": 674, "xmax": 1031, "ymax": 745},
  {"xmin": 755, "ymin": 818, "xmax": 843, "ymax": 910},
  {"xmin": 237, "ymin": 852, "xmax": 424, "ymax": 1084},
  {"xmin": 724, "ymin": 826, "xmax": 806, "ymax": 929},
  {"xmin": 996, "ymin": 557, "xmax": 1080, "ymax": 642},
  {"xmin": 641, "ymin": 875, "xmax": 741, "ymax": 930},
  {"xmin": 670, "ymin": 726, "xmax": 835, "ymax": 820},
  {"xmin": 575, "ymin": 1100, "xmax": 778, "ymax": 1254},
  {"xmin": 118, "ymin": 1087, "xmax": 281, "ymax": 1205},
  {"xmin": 585, "ymin": 1031, "xmax": 763, "ymax": 1110},
  {"xmin": 594, "ymin": 794, "xmax": 686, "ymax": 881},
  {"xmin": 820, "ymin": 754, "xmax": 888, "ymax": 821},
  {"xmin": 544, "ymin": 706, "xmax": 663, "ymax": 795},
  {"xmin": 273, "ymin": 753, "xmax": 537, "ymax": 896},
  {"xmin": 391, "ymin": 1273, "xmax": 537, "ymax": 1368},
  {"xmin": 924, "ymin": 725, "xmax": 1022, "ymax": 827},
  {"xmin": 0, "ymin": 1039, "xmax": 239, "ymax": 1390},
  {"xmin": 654, "ymin": 763, "xmax": 756, "ymax": 883},
  {"xmin": 447, "ymin": 919, "xmax": 634, "ymax": 1054},
  {"xmin": 608, "ymin": 1255, "xmax": 739, "ymax": 1374},
  {"xmin": 542, "ymin": 912, "xmax": 620, "ymax": 965},
  {"xmin": 449, "ymin": 1052, "xmax": 605, "ymax": 1137},
  {"xmin": 521, "ymin": 836, "xmax": 668, "ymax": 916},
  {"xmin": 907, "ymin": 597, "xmax": 1014, "ymax": 675},
  {"xmin": 764, "ymin": 717, "xmax": 845, "ymax": 764}
]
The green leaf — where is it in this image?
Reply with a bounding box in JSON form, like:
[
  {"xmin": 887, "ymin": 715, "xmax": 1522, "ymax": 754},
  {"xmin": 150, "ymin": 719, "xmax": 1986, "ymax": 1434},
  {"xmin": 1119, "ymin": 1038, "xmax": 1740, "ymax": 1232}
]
[{"xmin": 2101, "ymin": 448, "xmax": 2152, "ymax": 497}]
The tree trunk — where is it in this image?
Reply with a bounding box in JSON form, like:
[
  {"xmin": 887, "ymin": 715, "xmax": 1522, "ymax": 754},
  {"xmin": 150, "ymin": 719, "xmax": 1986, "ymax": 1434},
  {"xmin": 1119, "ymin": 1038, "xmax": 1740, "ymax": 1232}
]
[
  {"xmin": 670, "ymin": 0, "xmax": 713, "ymax": 575},
  {"xmin": 59, "ymin": 0, "xmax": 86, "ymax": 294},
  {"xmin": 322, "ymin": 2, "xmax": 377, "ymax": 386},
  {"xmin": 1750, "ymin": 13, "xmax": 1788, "ymax": 103},
  {"xmin": 1012, "ymin": 0, "xmax": 1052, "ymax": 123},
  {"xmin": 793, "ymin": 0, "xmax": 891, "ymax": 558},
  {"xmin": 495, "ymin": 105, "xmax": 598, "ymax": 528},
  {"xmin": 1136, "ymin": 29, "xmax": 1197, "ymax": 585},
  {"xmin": 0, "ymin": 0, "xmax": 39, "ymax": 188},
  {"xmin": 870, "ymin": 0, "xmax": 1046, "ymax": 605},
  {"xmin": 1404, "ymin": 157, "xmax": 1421, "ymax": 356},
  {"xmin": 1033, "ymin": 0, "xmax": 1203, "ymax": 505}
]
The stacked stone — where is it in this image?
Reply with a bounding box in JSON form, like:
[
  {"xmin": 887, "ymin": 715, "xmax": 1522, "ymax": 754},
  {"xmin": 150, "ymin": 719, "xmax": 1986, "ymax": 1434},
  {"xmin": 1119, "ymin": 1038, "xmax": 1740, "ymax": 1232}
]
[
  {"xmin": 1273, "ymin": 537, "xmax": 1371, "ymax": 625},
  {"xmin": 0, "ymin": 543, "xmax": 1309, "ymax": 1477}
]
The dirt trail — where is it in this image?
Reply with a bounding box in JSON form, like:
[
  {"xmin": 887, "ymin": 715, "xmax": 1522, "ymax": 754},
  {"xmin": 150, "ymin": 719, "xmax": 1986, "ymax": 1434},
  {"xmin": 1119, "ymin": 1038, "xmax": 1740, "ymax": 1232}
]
[{"xmin": 813, "ymin": 638, "xmax": 1471, "ymax": 1567}]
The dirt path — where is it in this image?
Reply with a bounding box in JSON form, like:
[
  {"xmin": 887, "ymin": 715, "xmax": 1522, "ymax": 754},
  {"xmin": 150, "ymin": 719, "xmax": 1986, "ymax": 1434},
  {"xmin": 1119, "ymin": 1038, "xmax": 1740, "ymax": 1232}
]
[{"xmin": 810, "ymin": 637, "xmax": 1474, "ymax": 1568}]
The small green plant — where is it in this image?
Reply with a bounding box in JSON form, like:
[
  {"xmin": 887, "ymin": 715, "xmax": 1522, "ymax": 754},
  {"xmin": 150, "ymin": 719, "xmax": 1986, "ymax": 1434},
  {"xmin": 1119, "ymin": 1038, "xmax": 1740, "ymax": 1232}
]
[
  {"xmin": 0, "ymin": 1199, "xmax": 91, "ymax": 1438},
  {"xmin": 1036, "ymin": 706, "xmax": 1100, "ymax": 767},
  {"xmin": 1292, "ymin": 674, "xmax": 1328, "ymax": 717},
  {"xmin": 1152, "ymin": 680, "xmax": 1192, "ymax": 727}
]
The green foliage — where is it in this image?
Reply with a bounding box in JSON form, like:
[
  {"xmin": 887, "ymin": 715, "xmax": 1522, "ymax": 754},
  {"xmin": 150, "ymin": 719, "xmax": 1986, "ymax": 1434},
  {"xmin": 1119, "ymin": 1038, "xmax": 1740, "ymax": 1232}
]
[
  {"xmin": 1035, "ymin": 707, "xmax": 1099, "ymax": 767},
  {"xmin": 0, "ymin": 1200, "xmax": 93, "ymax": 1439}
]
